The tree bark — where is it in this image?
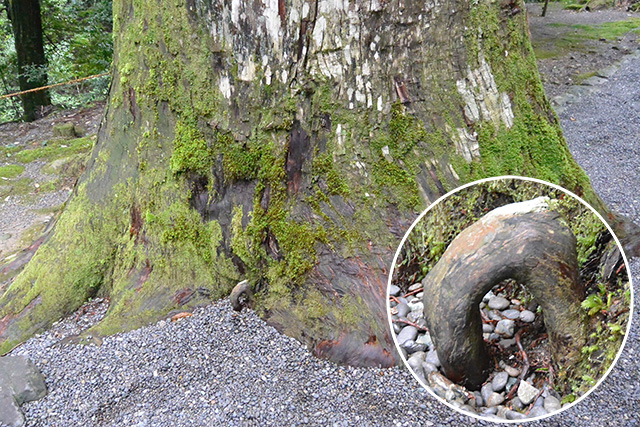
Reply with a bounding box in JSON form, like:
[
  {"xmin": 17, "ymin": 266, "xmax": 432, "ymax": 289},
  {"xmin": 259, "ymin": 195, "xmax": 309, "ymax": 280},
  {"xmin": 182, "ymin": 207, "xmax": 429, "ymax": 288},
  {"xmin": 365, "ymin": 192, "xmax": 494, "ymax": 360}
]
[
  {"xmin": 422, "ymin": 203, "xmax": 586, "ymax": 390},
  {"xmin": 0, "ymin": 0, "xmax": 631, "ymax": 365},
  {"xmin": 8, "ymin": 0, "xmax": 50, "ymax": 121}
]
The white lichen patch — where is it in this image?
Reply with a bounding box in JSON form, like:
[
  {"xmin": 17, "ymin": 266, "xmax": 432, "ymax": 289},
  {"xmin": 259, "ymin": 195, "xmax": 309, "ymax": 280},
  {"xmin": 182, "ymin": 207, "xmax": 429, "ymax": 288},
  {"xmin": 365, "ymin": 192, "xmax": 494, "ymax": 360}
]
[
  {"xmin": 446, "ymin": 124, "xmax": 480, "ymax": 163},
  {"xmin": 219, "ymin": 76, "xmax": 232, "ymax": 99},
  {"xmin": 456, "ymin": 56, "xmax": 514, "ymax": 129},
  {"xmin": 238, "ymin": 56, "xmax": 256, "ymax": 82}
]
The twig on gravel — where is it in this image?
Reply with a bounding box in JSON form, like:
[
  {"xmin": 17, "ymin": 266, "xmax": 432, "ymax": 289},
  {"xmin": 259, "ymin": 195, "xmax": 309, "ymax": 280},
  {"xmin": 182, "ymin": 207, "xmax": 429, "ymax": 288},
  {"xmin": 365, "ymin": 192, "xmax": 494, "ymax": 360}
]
[
  {"xmin": 402, "ymin": 287, "xmax": 423, "ymax": 298},
  {"xmin": 390, "ymin": 295, "xmax": 401, "ymax": 304},
  {"xmin": 392, "ymin": 319, "xmax": 429, "ymax": 332},
  {"xmin": 515, "ymin": 327, "xmax": 530, "ymax": 381},
  {"xmin": 505, "ymin": 327, "xmax": 532, "ymax": 400},
  {"xmin": 525, "ymin": 387, "xmax": 546, "ymax": 415}
]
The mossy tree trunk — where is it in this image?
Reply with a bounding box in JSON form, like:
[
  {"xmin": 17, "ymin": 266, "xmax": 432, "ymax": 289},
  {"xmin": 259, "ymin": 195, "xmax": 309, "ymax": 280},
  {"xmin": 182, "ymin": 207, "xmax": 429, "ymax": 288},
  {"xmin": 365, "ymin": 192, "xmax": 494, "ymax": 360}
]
[{"xmin": 0, "ymin": 0, "xmax": 630, "ymax": 365}]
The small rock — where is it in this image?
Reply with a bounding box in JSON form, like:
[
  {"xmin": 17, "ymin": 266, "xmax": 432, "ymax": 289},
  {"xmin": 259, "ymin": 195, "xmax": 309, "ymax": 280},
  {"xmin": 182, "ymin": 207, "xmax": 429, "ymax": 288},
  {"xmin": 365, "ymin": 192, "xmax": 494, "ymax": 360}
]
[
  {"xmin": 425, "ymin": 349, "xmax": 441, "ymax": 367},
  {"xmin": 422, "ymin": 362, "xmax": 438, "ymax": 374},
  {"xmin": 481, "ymin": 383, "xmax": 493, "ymax": 404},
  {"xmin": 518, "ymin": 381, "xmax": 539, "ymax": 405},
  {"xmin": 488, "ymin": 296, "xmax": 510, "ymax": 310},
  {"xmin": 505, "ymin": 376, "xmax": 518, "ymax": 392},
  {"xmin": 52, "ymin": 122, "xmax": 78, "ymax": 138},
  {"xmin": 408, "ymin": 283, "xmax": 422, "ymax": 292},
  {"xmin": 482, "ymin": 407, "xmax": 498, "ymax": 416},
  {"xmin": 499, "ymin": 338, "xmax": 516, "ymax": 348},
  {"xmin": 407, "ymin": 301, "xmax": 424, "ymax": 314},
  {"xmin": 416, "ymin": 333, "xmax": 432, "ymax": 347},
  {"xmin": 495, "ymin": 319, "xmax": 515, "ymax": 338},
  {"xmin": 520, "ymin": 310, "xmax": 535, "ymax": 323},
  {"xmin": 509, "ymin": 396, "xmax": 524, "ymax": 410},
  {"xmin": 486, "ymin": 392, "xmax": 505, "ymax": 407},
  {"xmin": 389, "ymin": 285, "xmax": 401, "ymax": 296},
  {"xmin": 428, "ymin": 371, "xmax": 454, "ymax": 392},
  {"xmin": 396, "ymin": 326, "xmax": 418, "ymax": 345},
  {"xmin": 396, "ymin": 303, "xmax": 411, "ymax": 318},
  {"xmin": 543, "ymin": 395, "xmax": 562, "ymax": 412},
  {"xmin": 502, "ymin": 309, "xmax": 520, "ymax": 320},
  {"xmin": 505, "ymin": 410, "xmax": 526, "ymax": 420},
  {"xmin": 0, "ymin": 392, "xmax": 23, "ymax": 427},
  {"xmin": 0, "ymin": 233, "xmax": 11, "ymax": 242},
  {"xmin": 402, "ymin": 340, "xmax": 427, "ymax": 354},
  {"xmin": 460, "ymin": 404, "xmax": 476, "ymax": 414},
  {"xmin": 473, "ymin": 391, "xmax": 483, "ymax": 407},
  {"xmin": 407, "ymin": 352, "xmax": 425, "ymax": 371},
  {"xmin": 492, "ymin": 372, "xmax": 509, "ymax": 392},
  {"xmin": 528, "ymin": 406, "xmax": 548, "ymax": 418},
  {"xmin": 503, "ymin": 364, "xmax": 521, "ymax": 377},
  {"xmin": 483, "ymin": 291, "xmax": 495, "ymax": 303},
  {"xmin": 407, "ymin": 311, "xmax": 422, "ymax": 323},
  {"xmin": 489, "ymin": 311, "xmax": 503, "ymax": 321},
  {"xmin": 482, "ymin": 323, "xmax": 494, "ymax": 333}
]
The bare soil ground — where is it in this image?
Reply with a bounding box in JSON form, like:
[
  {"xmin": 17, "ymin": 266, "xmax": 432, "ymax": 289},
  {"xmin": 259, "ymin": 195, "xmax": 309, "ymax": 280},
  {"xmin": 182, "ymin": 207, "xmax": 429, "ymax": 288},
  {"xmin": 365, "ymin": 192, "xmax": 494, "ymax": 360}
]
[{"xmin": 528, "ymin": 2, "xmax": 640, "ymax": 98}]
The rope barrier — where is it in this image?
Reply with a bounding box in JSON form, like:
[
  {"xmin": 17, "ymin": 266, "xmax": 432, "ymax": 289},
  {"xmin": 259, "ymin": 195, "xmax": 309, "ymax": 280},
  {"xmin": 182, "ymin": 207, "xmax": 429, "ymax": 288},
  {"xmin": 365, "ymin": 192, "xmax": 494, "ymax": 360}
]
[{"xmin": 0, "ymin": 72, "xmax": 110, "ymax": 101}]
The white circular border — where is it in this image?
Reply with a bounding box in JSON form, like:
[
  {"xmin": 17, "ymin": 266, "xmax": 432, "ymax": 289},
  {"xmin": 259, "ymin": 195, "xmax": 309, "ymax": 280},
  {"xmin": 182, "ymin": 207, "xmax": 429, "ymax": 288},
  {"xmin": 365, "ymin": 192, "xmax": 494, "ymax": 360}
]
[{"xmin": 386, "ymin": 175, "xmax": 635, "ymax": 424}]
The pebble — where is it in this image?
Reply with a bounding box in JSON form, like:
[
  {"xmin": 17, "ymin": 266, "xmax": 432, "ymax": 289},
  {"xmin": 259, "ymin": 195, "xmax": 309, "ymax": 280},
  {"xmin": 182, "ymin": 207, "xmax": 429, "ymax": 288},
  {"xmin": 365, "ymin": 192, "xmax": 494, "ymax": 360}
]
[
  {"xmin": 396, "ymin": 303, "xmax": 411, "ymax": 318},
  {"xmin": 396, "ymin": 325, "xmax": 418, "ymax": 345},
  {"xmin": 486, "ymin": 392, "xmax": 505, "ymax": 407},
  {"xmin": 502, "ymin": 309, "xmax": 521, "ymax": 320},
  {"xmin": 510, "ymin": 396, "xmax": 524, "ymax": 410},
  {"xmin": 492, "ymin": 372, "xmax": 509, "ymax": 392},
  {"xmin": 503, "ymin": 364, "xmax": 521, "ymax": 377},
  {"xmin": 422, "ymin": 362, "xmax": 438, "ymax": 374},
  {"xmin": 425, "ymin": 349, "xmax": 441, "ymax": 367},
  {"xmin": 544, "ymin": 395, "xmax": 562, "ymax": 412},
  {"xmin": 529, "ymin": 406, "xmax": 548, "ymax": 418},
  {"xmin": 389, "ymin": 285, "xmax": 401, "ymax": 296},
  {"xmin": 518, "ymin": 381, "xmax": 539, "ymax": 405},
  {"xmin": 499, "ymin": 338, "xmax": 516, "ymax": 348},
  {"xmin": 488, "ymin": 296, "xmax": 510, "ymax": 310},
  {"xmin": 407, "ymin": 352, "xmax": 425, "ymax": 371},
  {"xmin": 481, "ymin": 383, "xmax": 494, "ymax": 404},
  {"xmin": 416, "ymin": 333, "xmax": 432, "ymax": 347},
  {"xmin": 408, "ymin": 283, "xmax": 422, "ymax": 292},
  {"xmin": 495, "ymin": 319, "xmax": 515, "ymax": 338},
  {"xmin": 505, "ymin": 409, "xmax": 526, "ymax": 420},
  {"xmin": 402, "ymin": 340, "xmax": 427, "ymax": 354},
  {"xmin": 482, "ymin": 323, "xmax": 494, "ymax": 333},
  {"xmin": 520, "ymin": 310, "xmax": 536, "ymax": 323}
]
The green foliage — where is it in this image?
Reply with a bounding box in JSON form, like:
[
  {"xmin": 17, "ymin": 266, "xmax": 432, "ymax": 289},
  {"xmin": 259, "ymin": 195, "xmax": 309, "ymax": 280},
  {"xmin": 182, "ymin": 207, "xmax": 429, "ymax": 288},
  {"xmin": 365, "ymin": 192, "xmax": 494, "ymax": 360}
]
[
  {"xmin": 0, "ymin": 0, "xmax": 113, "ymax": 122},
  {"xmin": 581, "ymin": 293, "xmax": 605, "ymax": 316}
]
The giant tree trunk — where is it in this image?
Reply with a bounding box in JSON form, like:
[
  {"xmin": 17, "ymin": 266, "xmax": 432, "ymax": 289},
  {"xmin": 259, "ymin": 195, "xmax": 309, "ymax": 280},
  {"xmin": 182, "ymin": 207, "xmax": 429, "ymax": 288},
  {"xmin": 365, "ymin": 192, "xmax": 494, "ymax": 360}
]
[
  {"xmin": 8, "ymin": 0, "xmax": 50, "ymax": 121},
  {"xmin": 0, "ymin": 0, "xmax": 631, "ymax": 364}
]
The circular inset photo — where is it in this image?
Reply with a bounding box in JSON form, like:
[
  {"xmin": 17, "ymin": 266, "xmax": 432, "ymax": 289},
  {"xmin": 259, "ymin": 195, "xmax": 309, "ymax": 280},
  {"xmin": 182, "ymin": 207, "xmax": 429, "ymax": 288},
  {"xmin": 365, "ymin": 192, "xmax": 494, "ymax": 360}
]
[{"xmin": 387, "ymin": 176, "xmax": 633, "ymax": 422}]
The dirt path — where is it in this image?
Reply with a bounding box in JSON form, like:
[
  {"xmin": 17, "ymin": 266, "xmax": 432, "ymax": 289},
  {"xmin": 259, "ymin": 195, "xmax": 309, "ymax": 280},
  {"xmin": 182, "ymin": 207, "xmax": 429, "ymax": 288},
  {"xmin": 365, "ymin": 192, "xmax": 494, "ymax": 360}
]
[
  {"xmin": 528, "ymin": 2, "xmax": 640, "ymax": 98},
  {"xmin": 0, "ymin": 103, "xmax": 104, "ymax": 278}
]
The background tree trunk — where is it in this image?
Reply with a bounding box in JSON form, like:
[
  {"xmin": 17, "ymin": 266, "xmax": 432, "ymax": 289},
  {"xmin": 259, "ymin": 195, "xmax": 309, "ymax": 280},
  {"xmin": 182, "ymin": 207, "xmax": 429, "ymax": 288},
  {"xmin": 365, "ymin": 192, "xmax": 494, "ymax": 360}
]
[
  {"xmin": 0, "ymin": 0, "xmax": 631, "ymax": 365},
  {"xmin": 8, "ymin": 0, "xmax": 50, "ymax": 121}
]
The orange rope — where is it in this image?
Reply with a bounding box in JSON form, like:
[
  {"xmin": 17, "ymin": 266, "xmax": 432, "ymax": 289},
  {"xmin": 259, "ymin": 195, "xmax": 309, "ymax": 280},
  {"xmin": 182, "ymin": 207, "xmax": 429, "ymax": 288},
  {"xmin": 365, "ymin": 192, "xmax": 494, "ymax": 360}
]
[{"xmin": 0, "ymin": 72, "xmax": 109, "ymax": 100}]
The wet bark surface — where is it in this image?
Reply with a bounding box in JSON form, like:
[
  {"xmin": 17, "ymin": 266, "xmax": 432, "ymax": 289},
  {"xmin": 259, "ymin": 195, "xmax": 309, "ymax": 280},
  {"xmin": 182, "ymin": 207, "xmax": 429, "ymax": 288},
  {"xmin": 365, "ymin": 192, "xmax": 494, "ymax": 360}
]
[{"xmin": 422, "ymin": 209, "xmax": 586, "ymax": 390}]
